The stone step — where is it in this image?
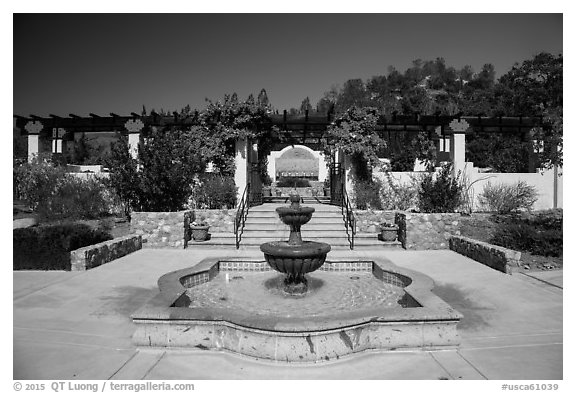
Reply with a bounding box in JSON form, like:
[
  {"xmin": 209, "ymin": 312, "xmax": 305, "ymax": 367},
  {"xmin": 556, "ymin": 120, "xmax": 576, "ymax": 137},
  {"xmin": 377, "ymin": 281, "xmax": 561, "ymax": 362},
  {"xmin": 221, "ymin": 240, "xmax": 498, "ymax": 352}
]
[
  {"xmin": 240, "ymin": 229, "xmax": 348, "ymax": 237},
  {"xmin": 244, "ymin": 217, "xmax": 345, "ymax": 225},
  {"xmin": 247, "ymin": 212, "xmax": 343, "ymax": 219},
  {"xmin": 186, "ymin": 235, "xmax": 402, "ymax": 250},
  {"xmin": 249, "ymin": 203, "xmax": 341, "ymax": 211},
  {"xmin": 243, "ymin": 223, "xmax": 347, "ymax": 231},
  {"xmin": 262, "ymin": 197, "xmax": 331, "ymax": 204}
]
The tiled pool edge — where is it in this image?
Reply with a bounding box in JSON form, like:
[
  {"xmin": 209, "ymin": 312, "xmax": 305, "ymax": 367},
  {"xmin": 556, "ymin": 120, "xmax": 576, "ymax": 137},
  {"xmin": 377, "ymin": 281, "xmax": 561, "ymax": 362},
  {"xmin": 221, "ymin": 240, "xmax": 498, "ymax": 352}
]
[{"xmin": 131, "ymin": 256, "xmax": 462, "ymax": 362}]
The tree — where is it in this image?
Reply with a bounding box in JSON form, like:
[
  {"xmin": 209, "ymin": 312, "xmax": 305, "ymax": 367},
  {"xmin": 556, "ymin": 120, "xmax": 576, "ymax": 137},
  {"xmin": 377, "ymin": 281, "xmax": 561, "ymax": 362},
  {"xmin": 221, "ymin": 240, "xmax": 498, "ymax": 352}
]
[
  {"xmin": 257, "ymin": 89, "xmax": 270, "ymax": 107},
  {"xmin": 322, "ymin": 106, "xmax": 383, "ymax": 180},
  {"xmin": 335, "ymin": 79, "xmax": 371, "ymax": 113},
  {"xmin": 105, "ymin": 129, "xmax": 208, "ymax": 213},
  {"xmin": 300, "ymin": 97, "xmax": 312, "ymax": 113}
]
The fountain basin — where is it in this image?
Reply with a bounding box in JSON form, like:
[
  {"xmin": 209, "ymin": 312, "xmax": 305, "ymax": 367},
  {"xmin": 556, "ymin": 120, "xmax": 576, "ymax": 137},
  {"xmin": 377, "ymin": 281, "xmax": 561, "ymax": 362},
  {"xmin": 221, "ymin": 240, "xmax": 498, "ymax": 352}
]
[
  {"xmin": 275, "ymin": 206, "xmax": 315, "ymax": 226},
  {"xmin": 260, "ymin": 241, "xmax": 331, "ymax": 276},
  {"xmin": 131, "ymin": 256, "xmax": 462, "ymax": 362}
]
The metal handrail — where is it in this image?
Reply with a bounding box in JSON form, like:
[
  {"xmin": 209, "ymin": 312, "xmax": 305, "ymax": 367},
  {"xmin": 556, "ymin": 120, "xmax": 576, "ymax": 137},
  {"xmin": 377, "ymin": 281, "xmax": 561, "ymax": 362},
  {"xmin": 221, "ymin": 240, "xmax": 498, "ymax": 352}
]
[
  {"xmin": 340, "ymin": 184, "xmax": 356, "ymax": 250},
  {"xmin": 234, "ymin": 184, "xmax": 250, "ymax": 249}
]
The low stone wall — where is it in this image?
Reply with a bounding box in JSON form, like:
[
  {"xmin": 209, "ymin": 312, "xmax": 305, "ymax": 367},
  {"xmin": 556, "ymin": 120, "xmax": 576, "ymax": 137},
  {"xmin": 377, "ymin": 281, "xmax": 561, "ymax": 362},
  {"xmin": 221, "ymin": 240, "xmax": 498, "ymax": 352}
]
[
  {"xmin": 130, "ymin": 209, "xmax": 236, "ymax": 248},
  {"xmin": 354, "ymin": 211, "xmax": 397, "ymax": 233},
  {"xmin": 449, "ymin": 235, "xmax": 521, "ymax": 274},
  {"xmin": 193, "ymin": 209, "xmax": 236, "ymax": 233},
  {"xmin": 70, "ymin": 234, "xmax": 142, "ymax": 271},
  {"xmin": 131, "ymin": 211, "xmax": 190, "ymax": 248},
  {"xmin": 403, "ymin": 213, "xmax": 463, "ymax": 250},
  {"xmin": 354, "ymin": 210, "xmax": 463, "ymax": 250}
]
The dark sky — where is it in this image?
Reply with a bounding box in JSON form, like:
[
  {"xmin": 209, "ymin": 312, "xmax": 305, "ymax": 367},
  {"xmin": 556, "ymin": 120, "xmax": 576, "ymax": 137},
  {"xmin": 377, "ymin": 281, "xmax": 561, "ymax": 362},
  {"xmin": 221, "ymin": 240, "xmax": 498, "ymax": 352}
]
[{"xmin": 13, "ymin": 13, "xmax": 562, "ymax": 117}]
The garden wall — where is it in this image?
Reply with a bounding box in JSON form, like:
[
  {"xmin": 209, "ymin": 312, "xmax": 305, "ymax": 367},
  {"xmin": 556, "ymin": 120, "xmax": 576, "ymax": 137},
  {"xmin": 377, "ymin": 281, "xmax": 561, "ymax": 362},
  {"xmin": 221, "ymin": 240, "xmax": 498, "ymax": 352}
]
[
  {"xmin": 70, "ymin": 234, "xmax": 142, "ymax": 271},
  {"xmin": 130, "ymin": 209, "xmax": 235, "ymax": 248},
  {"xmin": 355, "ymin": 210, "xmax": 463, "ymax": 250},
  {"xmin": 131, "ymin": 211, "xmax": 190, "ymax": 248},
  {"xmin": 449, "ymin": 235, "xmax": 521, "ymax": 274}
]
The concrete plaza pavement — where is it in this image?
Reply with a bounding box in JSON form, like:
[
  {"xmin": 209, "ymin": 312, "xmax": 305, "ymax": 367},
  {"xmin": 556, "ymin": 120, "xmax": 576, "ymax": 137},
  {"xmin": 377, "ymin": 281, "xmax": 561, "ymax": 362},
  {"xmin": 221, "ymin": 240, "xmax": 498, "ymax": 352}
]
[{"xmin": 13, "ymin": 248, "xmax": 563, "ymax": 380}]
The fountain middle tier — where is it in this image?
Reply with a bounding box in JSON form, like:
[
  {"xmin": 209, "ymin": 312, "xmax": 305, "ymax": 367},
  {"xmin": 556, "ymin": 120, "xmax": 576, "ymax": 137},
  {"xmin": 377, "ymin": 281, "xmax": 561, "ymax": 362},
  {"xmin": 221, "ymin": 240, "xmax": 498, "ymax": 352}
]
[{"xmin": 260, "ymin": 240, "xmax": 331, "ymax": 293}]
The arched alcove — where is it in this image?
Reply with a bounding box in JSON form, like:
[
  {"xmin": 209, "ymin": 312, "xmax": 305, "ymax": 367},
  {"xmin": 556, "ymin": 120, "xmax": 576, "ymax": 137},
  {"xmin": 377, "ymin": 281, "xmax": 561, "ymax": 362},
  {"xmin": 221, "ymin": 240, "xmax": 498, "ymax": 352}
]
[{"xmin": 275, "ymin": 146, "xmax": 319, "ymax": 179}]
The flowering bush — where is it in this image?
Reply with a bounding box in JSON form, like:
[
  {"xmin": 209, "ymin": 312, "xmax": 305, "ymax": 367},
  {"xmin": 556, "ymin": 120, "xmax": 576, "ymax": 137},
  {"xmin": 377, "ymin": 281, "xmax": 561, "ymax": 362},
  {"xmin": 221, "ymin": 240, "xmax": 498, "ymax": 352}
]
[{"xmin": 478, "ymin": 181, "xmax": 538, "ymax": 214}]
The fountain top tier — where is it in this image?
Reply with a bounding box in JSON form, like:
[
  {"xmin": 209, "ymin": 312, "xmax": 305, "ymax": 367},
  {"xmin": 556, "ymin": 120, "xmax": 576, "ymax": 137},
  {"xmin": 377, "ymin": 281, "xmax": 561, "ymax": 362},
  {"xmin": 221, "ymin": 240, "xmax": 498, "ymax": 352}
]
[{"xmin": 259, "ymin": 194, "xmax": 331, "ymax": 292}]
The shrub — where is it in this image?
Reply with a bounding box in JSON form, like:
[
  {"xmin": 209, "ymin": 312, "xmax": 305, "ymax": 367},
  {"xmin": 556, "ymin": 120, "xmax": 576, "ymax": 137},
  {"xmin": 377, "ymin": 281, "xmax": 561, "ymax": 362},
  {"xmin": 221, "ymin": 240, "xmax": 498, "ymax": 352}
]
[
  {"xmin": 39, "ymin": 176, "xmax": 111, "ymax": 220},
  {"xmin": 416, "ymin": 163, "xmax": 463, "ymax": 213},
  {"xmin": 13, "ymin": 223, "xmax": 113, "ymax": 270},
  {"xmin": 191, "ymin": 174, "xmax": 237, "ymax": 209},
  {"xmin": 490, "ymin": 211, "xmax": 562, "ymax": 257},
  {"xmin": 13, "ymin": 158, "xmax": 66, "ymax": 209},
  {"xmin": 105, "ymin": 130, "xmax": 207, "ymax": 212},
  {"xmin": 379, "ymin": 172, "xmax": 418, "ymax": 211},
  {"xmin": 276, "ymin": 177, "xmax": 311, "ymax": 188},
  {"xmin": 478, "ymin": 181, "xmax": 538, "ymax": 213},
  {"xmin": 14, "ymin": 159, "xmax": 112, "ymax": 221},
  {"xmin": 353, "ymin": 179, "xmax": 383, "ymax": 210}
]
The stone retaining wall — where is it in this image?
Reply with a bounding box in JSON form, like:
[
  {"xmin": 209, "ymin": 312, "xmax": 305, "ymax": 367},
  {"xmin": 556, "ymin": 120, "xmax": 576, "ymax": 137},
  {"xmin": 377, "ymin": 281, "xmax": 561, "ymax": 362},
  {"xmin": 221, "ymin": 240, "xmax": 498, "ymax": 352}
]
[
  {"xmin": 194, "ymin": 209, "xmax": 236, "ymax": 233},
  {"xmin": 131, "ymin": 211, "xmax": 190, "ymax": 248},
  {"xmin": 130, "ymin": 209, "xmax": 236, "ymax": 248},
  {"xmin": 70, "ymin": 234, "xmax": 142, "ymax": 271},
  {"xmin": 354, "ymin": 210, "xmax": 463, "ymax": 250},
  {"xmin": 354, "ymin": 211, "xmax": 397, "ymax": 233},
  {"xmin": 449, "ymin": 235, "xmax": 521, "ymax": 274}
]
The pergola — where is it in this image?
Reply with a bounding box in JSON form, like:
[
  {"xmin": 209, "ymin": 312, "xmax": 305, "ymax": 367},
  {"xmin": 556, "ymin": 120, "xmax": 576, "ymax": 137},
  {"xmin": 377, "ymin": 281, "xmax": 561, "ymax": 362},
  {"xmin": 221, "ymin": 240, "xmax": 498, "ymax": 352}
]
[{"xmin": 14, "ymin": 110, "xmax": 545, "ymax": 204}]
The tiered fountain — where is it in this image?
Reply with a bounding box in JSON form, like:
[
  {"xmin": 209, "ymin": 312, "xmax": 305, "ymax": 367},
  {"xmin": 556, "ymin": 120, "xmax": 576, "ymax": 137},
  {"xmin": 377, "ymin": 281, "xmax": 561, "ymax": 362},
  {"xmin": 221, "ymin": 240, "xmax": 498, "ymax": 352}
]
[
  {"xmin": 260, "ymin": 194, "xmax": 331, "ymax": 295},
  {"xmin": 132, "ymin": 195, "xmax": 462, "ymax": 362}
]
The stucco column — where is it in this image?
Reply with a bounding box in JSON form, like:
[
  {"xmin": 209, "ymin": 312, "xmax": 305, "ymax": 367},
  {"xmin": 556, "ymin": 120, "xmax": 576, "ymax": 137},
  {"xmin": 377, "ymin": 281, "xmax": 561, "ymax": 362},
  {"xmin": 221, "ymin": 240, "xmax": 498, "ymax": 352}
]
[
  {"xmin": 125, "ymin": 119, "xmax": 145, "ymax": 160},
  {"xmin": 267, "ymin": 151, "xmax": 277, "ymax": 182},
  {"xmin": 24, "ymin": 121, "xmax": 42, "ymax": 162},
  {"xmin": 234, "ymin": 138, "xmax": 248, "ymax": 202},
  {"xmin": 318, "ymin": 152, "xmax": 328, "ymax": 182},
  {"xmin": 448, "ymin": 119, "xmax": 469, "ymax": 175}
]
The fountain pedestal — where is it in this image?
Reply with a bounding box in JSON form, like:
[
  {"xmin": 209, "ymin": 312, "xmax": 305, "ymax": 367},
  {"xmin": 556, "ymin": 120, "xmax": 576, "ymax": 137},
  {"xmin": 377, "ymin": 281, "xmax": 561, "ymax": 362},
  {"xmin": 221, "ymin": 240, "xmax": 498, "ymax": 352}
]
[{"xmin": 260, "ymin": 195, "xmax": 331, "ymax": 295}]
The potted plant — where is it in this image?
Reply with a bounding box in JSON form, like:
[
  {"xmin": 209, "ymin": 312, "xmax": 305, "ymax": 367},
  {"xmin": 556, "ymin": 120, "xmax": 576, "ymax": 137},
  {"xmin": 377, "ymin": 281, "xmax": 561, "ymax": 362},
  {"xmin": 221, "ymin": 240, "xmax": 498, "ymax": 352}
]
[
  {"xmin": 379, "ymin": 222, "xmax": 398, "ymax": 242},
  {"xmin": 191, "ymin": 220, "xmax": 210, "ymax": 241},
  {"xmin": 262, "ymin": 187, "xmax": 272, "ymax": 197}
]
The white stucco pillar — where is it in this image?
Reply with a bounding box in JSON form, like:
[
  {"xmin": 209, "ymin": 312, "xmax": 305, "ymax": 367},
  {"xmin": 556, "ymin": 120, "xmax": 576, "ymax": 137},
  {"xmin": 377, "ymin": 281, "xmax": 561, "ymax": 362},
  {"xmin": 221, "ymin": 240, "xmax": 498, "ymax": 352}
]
[
  {"xmin": 234, "ymin": 138, "xmax": 248, "ymax": 202},
  {"xmin": 449, "ymin": 119, "xmax": 469, "ymax": 175},
  {"xmin": 267, "ymin": 151, "xmax": 277, "ymax": 182},
  {"xmin": 128, "ymin": 133, "xmax": 140, "ymax": 160},
  {"xmin": 27, "ymin": 134, "xmax": 39, "ymax": 162},
  {"xmin": 318, "ymin": 153, "xmax": 328, "ymax": 182},
  {"xmin": 24, "ymin": 121, "xmax": 43, "ymax": 162},
  {"xmin": 125, "ymin": 119, "xmax": 145, "ymax": 160}
]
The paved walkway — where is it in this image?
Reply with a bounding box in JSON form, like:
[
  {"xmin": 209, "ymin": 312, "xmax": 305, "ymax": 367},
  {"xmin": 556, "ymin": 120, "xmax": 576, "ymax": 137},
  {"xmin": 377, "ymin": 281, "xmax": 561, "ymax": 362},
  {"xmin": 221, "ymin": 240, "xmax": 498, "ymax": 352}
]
[{"xmin": 13, "ymin": 249, "xmax": 562, "ymax": 380}]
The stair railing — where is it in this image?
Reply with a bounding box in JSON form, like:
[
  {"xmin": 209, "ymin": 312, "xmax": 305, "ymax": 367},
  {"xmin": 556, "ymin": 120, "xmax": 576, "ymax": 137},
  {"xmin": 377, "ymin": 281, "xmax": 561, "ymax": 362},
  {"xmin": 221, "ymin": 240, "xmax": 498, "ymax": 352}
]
[
  {"xmin": 234, "ymin": 184, "xmax": 250, "ymax": 249},
  {"xmin": 340, "ymin": 184, "xmax": 356, "ymax": 250}
]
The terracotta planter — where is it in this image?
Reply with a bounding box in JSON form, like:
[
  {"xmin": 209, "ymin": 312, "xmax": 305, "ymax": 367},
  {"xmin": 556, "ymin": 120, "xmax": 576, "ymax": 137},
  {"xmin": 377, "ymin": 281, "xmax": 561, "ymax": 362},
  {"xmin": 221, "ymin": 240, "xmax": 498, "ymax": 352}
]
[
  {"xmin": 380, "ymin": 226, "xmax": 398, "ymax": 242},
  {"xmin": 262, "ymin": 188, "xmax": 272, "ymax": 197},
  {"xmin": 191, "ymin": 226, "xmax": 210, "ymax": 241}
]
